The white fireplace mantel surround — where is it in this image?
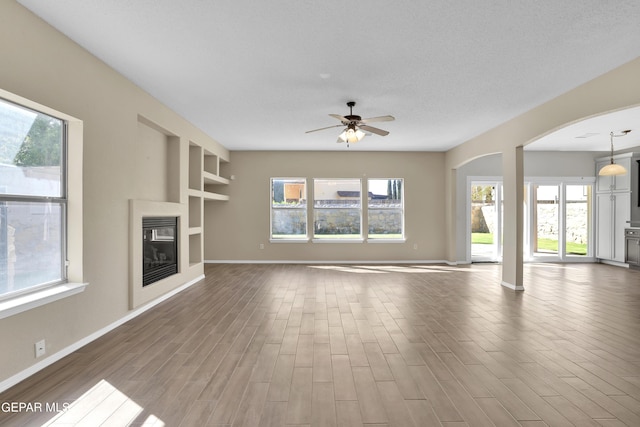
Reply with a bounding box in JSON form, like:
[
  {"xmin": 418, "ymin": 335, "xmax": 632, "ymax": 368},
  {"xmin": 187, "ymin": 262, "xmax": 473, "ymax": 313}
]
[{"xmin": 129, "ymin": 199, "xmax": 200, "ymax": 309}]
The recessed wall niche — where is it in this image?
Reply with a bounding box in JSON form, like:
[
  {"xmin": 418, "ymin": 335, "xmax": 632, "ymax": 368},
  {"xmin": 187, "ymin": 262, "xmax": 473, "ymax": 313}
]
[
  {"xmin": 136, "ymin": 116, "xmax": 181, "ymax": 203},
  {"xmin": 130, "ymin": 115, "xmax": 228, "ymax": 307}
]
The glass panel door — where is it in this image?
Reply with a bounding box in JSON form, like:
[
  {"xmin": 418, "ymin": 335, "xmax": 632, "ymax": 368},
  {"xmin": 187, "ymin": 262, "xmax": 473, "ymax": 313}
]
[
  {"xmin": 533, "ymin": 185, "xmax": 559, "ymax": 256},
  {"xmin": 471, "ymin": 183, "xmax": 502, "ymax": 261},
  {"xmin": 472, "ymin": 180, "xmax": 593, "ymax": 263},
  {"xmin": 565, "ymin": 185, "xmax": 590, "ymax": 256}
]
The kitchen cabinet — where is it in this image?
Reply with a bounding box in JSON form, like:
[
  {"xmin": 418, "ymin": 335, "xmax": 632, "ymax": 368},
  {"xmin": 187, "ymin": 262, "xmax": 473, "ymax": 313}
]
[{"xmin": 596, "ymin": 192, "xmax": 630, "ymax": 262}]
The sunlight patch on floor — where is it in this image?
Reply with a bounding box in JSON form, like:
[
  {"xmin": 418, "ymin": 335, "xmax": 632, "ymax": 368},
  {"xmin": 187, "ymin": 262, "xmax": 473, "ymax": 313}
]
[
  {"xmin": 526, "ymin": 263, "xmax": 581, "ymax": 270},
  {"xmin": 353, "ymin": 265, "xmax": 453, "ymax": 274},
  {"xmin": 42, "ymin": 379, "xmax": 163, "ymax": 426},
  {"xmin": 307, "ymin": 264, "xmax": 494, "ymax": 274},
  {"xmin": 308, "ymin": 265, "xmax": 387, "ymax": 273},
  {"xmin": 412, "ymin": 265, "xmax": 495, "ymax": 273}
]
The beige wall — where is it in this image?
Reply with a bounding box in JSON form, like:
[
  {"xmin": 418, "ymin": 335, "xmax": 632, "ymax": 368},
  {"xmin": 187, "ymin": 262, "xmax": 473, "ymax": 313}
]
[
  {"xmin": 0, "ymin": 1, "xmax": 227, "ymax": 385},
  {"xmin": 203, "ymin": 151, "xmax": 446, "ymax": 262}
]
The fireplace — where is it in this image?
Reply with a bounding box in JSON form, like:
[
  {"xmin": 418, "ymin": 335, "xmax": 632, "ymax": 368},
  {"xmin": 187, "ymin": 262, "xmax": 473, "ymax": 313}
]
[{"xmin": 142, "ymin": 217, "xmax": 178, "ymax": 286}]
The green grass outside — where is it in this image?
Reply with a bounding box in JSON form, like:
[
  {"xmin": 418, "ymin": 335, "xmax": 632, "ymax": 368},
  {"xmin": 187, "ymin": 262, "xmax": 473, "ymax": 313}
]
[
  {"xmin": 472, "ymin": 233, "xmax": 493, "ymax": 244},
  {"xmin": 472, "ymin": 233, "xmax": 587, "ymax": 255}
]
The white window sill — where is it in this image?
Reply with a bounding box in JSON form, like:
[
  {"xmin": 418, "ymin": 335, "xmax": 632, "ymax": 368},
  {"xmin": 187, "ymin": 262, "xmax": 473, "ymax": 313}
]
[
  {"xmin": 270, "ymin": 238, "xmax": 310, "ymax": 243},
  {"xmin": 0, "ymin": 282, "xmax": 88, "ymax": 320},
  {"xmin": 367, "ymin": 239, "xmax": 407, "ymax": 243},
  {"xmin": 312, "ymin": 238, "xmax": 365, "ymax": 243}
]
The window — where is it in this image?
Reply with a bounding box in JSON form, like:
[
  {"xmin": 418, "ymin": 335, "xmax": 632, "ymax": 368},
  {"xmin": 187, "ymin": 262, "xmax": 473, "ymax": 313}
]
[
  {"xmin": 0, "ymin": 97, "xmax": 66, "ymax": 299},
  {"xmin": 368, "ymin": 178, "xmax": 404, "ymax": 239},
  {"xmin": 271, "ymin": 177, "xmax": 406, "ymax": 243},
  {"xmin": 313, "ymin": 178, "xmax": 362, "ymax": 240},
  {"xmin": 271, "ymin": 178, "xmax": 307, "ymax": 240}
]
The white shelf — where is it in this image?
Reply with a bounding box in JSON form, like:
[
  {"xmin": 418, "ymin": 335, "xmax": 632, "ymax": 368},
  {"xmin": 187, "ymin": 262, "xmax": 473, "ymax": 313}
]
[
  {"xmin": 203, "ymin": 171, "xmax": 230, "ymax": 185},
  {"xmin": 203, "ymin": 191, "xmax": 230, "ymax": 201}
]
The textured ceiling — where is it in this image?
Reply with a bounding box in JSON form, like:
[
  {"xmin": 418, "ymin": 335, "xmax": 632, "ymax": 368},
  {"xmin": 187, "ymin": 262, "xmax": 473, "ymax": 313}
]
[{"xmin": 17, "ymin": 0, "xmax": 640, "ymax": 151}]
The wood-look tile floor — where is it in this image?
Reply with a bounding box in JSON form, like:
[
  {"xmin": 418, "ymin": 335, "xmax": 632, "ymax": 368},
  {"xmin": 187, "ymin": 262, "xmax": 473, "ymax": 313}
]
[{"xmin": 1, "ymin": 263, "xmax": 639, "ymax": 426}]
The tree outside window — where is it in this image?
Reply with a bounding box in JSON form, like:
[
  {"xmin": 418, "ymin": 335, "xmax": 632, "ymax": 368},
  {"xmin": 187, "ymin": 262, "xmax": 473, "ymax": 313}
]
[
  {"xmin": 0, "ymin": 98, "xmax": 65, "ymax": 297},
  {"xmin": 368, "ymin": 178, "xmax": 404, "ymax": 239}
]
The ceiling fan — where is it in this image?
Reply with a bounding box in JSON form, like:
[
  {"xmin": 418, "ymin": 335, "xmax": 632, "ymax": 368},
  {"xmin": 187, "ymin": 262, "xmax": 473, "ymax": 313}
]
[{"xmin": 306, "ymin": 101, "xmax": 395, "ymax": 146}]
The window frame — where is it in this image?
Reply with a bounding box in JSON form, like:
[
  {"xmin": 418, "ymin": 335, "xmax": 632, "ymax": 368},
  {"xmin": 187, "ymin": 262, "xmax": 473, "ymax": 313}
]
[
  {"xmin": 0, "ymin": 89, "xmax": 86, "ymax": 319},
  {"xmin": 0, "ymin": 99, "xmax": 68, "ymax": 300},
  {"xmin": 312, "ymin": 178, "xmax": 363, "ymax": 242},
  {"xmin": 366, "ymin": 178, "xmax": 405, "ymax": 241},
  {"xmin": 269, "ymin": 177, "xmax": 309, "ymax": 242}
]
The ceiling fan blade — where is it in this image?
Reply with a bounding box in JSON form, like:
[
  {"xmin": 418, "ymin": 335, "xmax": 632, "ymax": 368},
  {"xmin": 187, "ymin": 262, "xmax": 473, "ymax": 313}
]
[
  {"xmin": 305, "ymin": 124, "xmax": 344, "ymax": 134},
  {"xmin": 329, "ymin": 114, "xmax": 349, "ymax": 123},
  {"xmin": 360, "ymin": 115, "xmax": 395, "ymax": 124},
  {"xmin": 359, "ymin": 125, "xmax": 389, "ymax": 136}
]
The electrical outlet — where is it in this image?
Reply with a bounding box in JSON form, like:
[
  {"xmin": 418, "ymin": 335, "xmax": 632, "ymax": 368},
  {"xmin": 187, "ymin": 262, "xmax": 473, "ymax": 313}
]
[
  {"xmin": 259, "ymin": 243, "xmax": 265, "ymax": 249},
  {"xmin": 35, "ymin": 340, "xmax": 46, "ymax": 358}
]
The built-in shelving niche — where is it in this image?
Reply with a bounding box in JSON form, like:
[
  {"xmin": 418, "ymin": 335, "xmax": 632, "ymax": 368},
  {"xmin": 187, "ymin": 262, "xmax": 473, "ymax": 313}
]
[
  {"xmin": 188, "ymin": 195, "xmax": 202, "ymax": 230},
  {"xmin": 202, "ymin": 149, "xmax": 230, "ymax": 201},
  {"xmin": 188, "ymin": 143, "xmax": 203, "ymax": 192},
  {"xmin": 187, "ymin": 141, "xmax": 229, "ymax": 268},
  {"xmin": 189, "ymin": 233, "xmax": 202, "ymax": 267}
]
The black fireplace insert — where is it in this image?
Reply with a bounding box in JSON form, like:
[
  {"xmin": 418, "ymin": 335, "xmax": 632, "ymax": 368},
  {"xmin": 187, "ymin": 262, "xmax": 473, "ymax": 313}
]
[{"xmin": 142, "ymin": 217, "xmax": 178, "ymax": 286}]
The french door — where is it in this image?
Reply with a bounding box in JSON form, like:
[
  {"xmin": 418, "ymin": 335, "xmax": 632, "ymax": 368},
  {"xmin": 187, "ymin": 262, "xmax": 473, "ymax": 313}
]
[
  {"xmin": 531, "ymin": 184, "xmax": 560, "ymax": 257},
  {"xmin": 470, "ymin": 180, "xmax": 593, "ymax": 263},
  {"xmin": 527, "ymin": 182, "xmax": 592, "ymax": 261}
]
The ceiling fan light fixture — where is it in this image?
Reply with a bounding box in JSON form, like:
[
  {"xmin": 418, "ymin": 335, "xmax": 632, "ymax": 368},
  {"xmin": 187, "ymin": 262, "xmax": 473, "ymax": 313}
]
[
  {"xmin": 339, "ymin": 126, "xmax": 365, "ymax": 143},
  {"xmin": 598, "ymin": 130, "xmax": 630, "ymax": 176}
]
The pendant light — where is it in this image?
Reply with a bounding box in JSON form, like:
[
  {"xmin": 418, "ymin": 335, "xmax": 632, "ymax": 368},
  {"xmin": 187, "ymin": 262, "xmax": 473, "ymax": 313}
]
[{"xmin": 598, "ymin": 130, "xmax": 631, "ymax": 176}]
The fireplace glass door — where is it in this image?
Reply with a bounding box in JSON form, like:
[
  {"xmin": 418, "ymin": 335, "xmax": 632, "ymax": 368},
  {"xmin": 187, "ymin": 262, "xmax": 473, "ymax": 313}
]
[{"xmin": 142, "ymin": 217, "xmax": 178, "ymax": 286}]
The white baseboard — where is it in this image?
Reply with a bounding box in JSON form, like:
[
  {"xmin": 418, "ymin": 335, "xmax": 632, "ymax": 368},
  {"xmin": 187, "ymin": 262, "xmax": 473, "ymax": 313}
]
[
  {"xmin": 501, "ymin": 281, "xmax": 525, "ymax": 291},
  {"xmin": 599, "ymin": 259, "xmax": 629, "ymax": 268},
  {"xmin": 0, "ymin": 274, "xmax": 204, "ymax": 394}
]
